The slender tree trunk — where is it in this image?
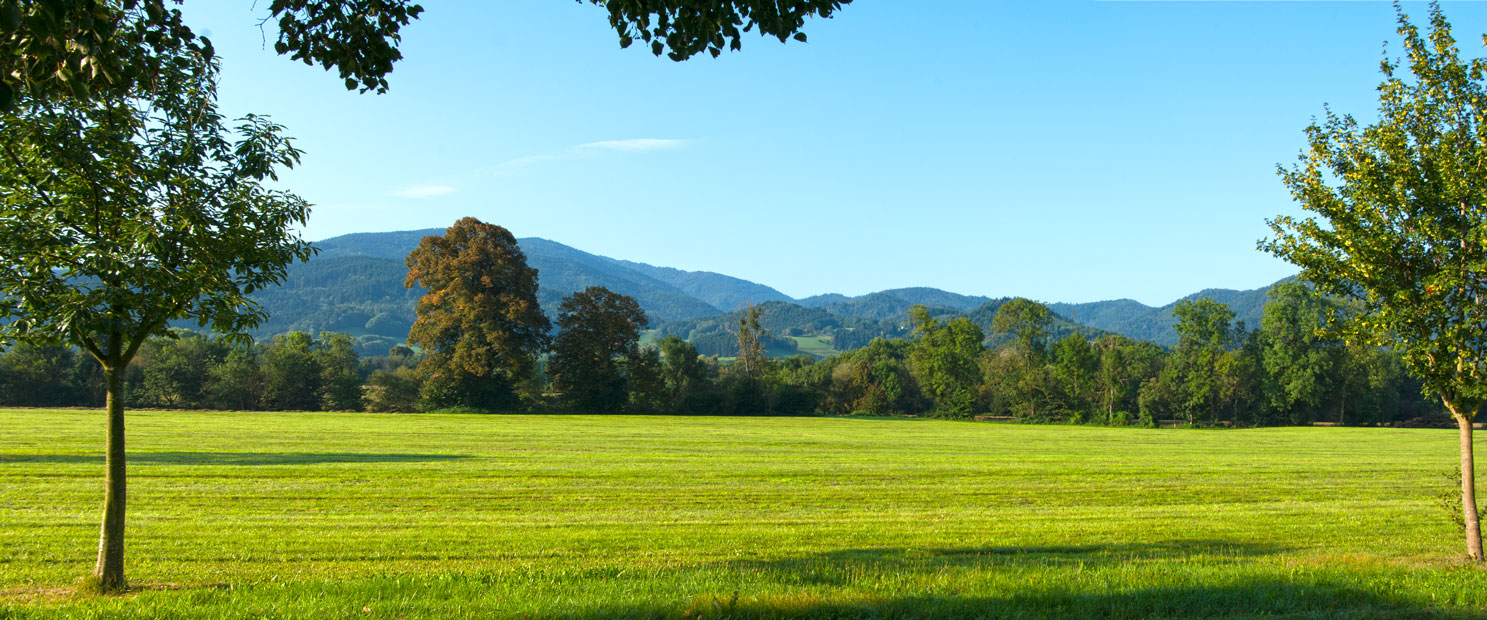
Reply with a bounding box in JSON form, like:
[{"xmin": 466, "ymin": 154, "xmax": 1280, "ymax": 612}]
[
  {"xmin": 1446, "ymin": 398, "xmax": 1483, "ymax": 562},
  {"xmin": 94, "ymin": 363, "xmax": 127, "ymax": 590}
]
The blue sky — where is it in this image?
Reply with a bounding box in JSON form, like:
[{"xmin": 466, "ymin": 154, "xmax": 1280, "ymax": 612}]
[{"xmin": 180, "ymin": 1, "xmax": 1487, "ymax": 306}]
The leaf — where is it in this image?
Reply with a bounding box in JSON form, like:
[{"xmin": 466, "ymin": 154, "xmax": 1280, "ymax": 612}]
[
  {"xmin": 0, "ymin": 1, "xmax": 19, "ymax": 33},
  {"xmin": 793, "ymin": 32, "xmax": 807, "ymax": 43}
]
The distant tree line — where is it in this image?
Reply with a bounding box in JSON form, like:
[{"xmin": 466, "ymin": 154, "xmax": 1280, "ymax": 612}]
[{"xmin": 0, "ymin": 277, "xmax": 1444, "ymax": 426}]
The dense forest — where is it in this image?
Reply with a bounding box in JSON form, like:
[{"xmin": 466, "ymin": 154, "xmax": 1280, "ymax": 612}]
[{"xmin": 1, "ymin": 280, "xmax": 1445, "ymax": 427}]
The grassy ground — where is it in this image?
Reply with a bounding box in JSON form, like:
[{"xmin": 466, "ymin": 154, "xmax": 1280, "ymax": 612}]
[
  {"xmin": 1, "ymin": 410, "xmax": 1484, "ymax": 619},
  {"xmin": 789, "ymin": 335, "xmax": 839, "ymax": 358}
]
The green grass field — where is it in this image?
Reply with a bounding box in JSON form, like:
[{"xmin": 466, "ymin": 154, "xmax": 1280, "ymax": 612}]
[
  {"xmin": 789, "ymin": 335, "xmax": 839, "ymax": 358},
  {"xmin": 2, "ymin": 410, "xmax": 1485, "ymax": 619}
]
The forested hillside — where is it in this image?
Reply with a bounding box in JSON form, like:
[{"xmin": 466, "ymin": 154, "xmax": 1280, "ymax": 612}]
[
  {"xmin": 1049, "ymin": 282, "xmax": 1279, "ymax": 346},
  {"xmin": 251, "ymin": 228, "xmax": 1287, "ymax": 356},
  {"xmin": 608, "ymin": 259, "xmax": 793, "ymax": 311}
]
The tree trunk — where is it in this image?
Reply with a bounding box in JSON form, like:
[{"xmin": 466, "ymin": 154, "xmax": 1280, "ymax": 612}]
[
  {"xmin": 1446, "ymin": 398, "xmax": 1483, "ymax": 562},
  {"xmin": 1458, "ymin": 412, "xmax": 1483, "ymax": 561},
  {"xmin": 94, "ymin": 364, "xmax": 127, "ymax": 590}
]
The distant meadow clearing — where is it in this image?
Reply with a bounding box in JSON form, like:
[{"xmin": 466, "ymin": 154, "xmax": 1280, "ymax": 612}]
[{"xmin": 2, "ymin": 409, "xmax": 1485, "ymax": 619}]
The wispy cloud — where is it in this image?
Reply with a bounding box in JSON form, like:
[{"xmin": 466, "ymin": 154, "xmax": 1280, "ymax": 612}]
[
  {"xmin": 472, "ymin": 139, "xmax": 694, "ymax": 179},
  {"xmin": 393, "ymin": 185, "xmax": 454, "ymax": 199},
  {"xmin": 575, "ymin": 138, "xmax": 689, "ymax": 153}
]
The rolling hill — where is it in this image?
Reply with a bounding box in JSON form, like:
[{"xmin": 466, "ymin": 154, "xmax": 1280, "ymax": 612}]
[{"xmin": 250, "ymin": 227, "xmax": 1288, "ymax": 356}]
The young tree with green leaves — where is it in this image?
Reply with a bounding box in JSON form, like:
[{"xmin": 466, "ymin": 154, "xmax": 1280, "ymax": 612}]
[
  {"xmin": 549, "ymin": 286, "xmax": 649, "ymax": 412},
  {"xmin": 0, "ymin": 48, "xmax": 312, "ymax": 589},
  {"xmin": 1263, "ymin": 2, "xmax": 1487, "ymax": 560},
  {"xmin": 405, "ymin": 218, "xmax": 550, "ymax": 412}
]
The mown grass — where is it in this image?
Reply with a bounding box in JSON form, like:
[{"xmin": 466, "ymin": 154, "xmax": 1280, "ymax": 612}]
[{"xmin": 1, "ymin": 409, "xmax": 1484, "ymax": 619}]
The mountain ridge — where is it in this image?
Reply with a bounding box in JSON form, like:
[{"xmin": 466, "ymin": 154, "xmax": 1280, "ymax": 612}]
[{"xmin": 262, "ymin": 228, "xmax": 1287, "ymax": 355}]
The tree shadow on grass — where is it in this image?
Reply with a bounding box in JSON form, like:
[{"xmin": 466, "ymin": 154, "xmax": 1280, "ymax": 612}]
[
  {"xmin": 0, "ymin": 452, "xmax": 470, "ymax": 466},
  {"xmin": 576, "ymin": 541, "xmax": 1464, "ymax": 619},
  {"xmin": 812, "ymin": 539, "xmax": 1292, "ymax": 564},
  {"xmin": 588, "ymin": 541, "xmax": 1469, "ymax": 619},
  {"xmin": 713, "ymin": 540, "xmax": 1292, "ymax": 583},
  {"xmin": 575, "ymin": 582, "xmax": 1479, "ymax": 620}
]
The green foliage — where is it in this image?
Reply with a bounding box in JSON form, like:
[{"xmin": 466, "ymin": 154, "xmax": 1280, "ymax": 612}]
[
  {"xmin": 0, "ymin": 0, "xmax": 422, "ymax": 109},
  {"xmin": 1170, "ymin": 299, "xmax": 1240, "ymax": 424},
  {"xmin": 658, "ymin": 335, "xmax": 712, "ymax": 412},
  {"xmin": 992, "ymin": 298, "xmax": 1053, "ymax": 359},
  {"xmin": 0, "ymin": 343, "xmax": 83, "ymax": 406},
  {"xmin": 365, "ymin": 366, "xmax": 422, "ymax": 413},
  {"xmin": 1263, "ymin": 3, "xmax": 1487, "ymax": 422},
  {"xmin": 623, "ymin": 346, "xmax": 668, "ymax": 414},
  {"xmin": 205, "ymin": 346, "xmax": 263, "ymax": 411},
  {"xmin": 733, "ymin": 304, "xmax": 767, "ymax": 384},
  {"xmin": 1258, "ymin": 281, "xmax": 1341, "ymax": 424},
  {"xmin": 0, "ymin": 52, "xmax": 313, "ymax": 372},
  {"xmin": 315, "ymin": 332, "xmax": 363, "ymax": 411},
  {"xmin": 550, "ymin": 286, "xmax": 649, "ymax": 413},
  {"xmin": 593, "ymin": 0, "xmax": 851, "ymax": 61},
  {"xmin": 129, "ymin": 330, "xmax": 226, "ymax": 408},
  {"xmin": 908, "ymin": 305, "xmax": 984, "ymax": 419},
  {"xmin": 1050, "ymin": 333, "xmax": 1099, "ymax": 419},
  {"xmin": 261, "ymin": 332, "xmax": 321, "ymax": 411}
]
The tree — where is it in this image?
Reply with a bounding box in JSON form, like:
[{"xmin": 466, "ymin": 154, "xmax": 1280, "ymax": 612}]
[
  {"xmin": 315, "ymin": 332, "xmax": 363, "ymax": 411},
  {"xmin": 992, "ymin": 297, "xmax": 1052, "ymax": 360},
  {"xmin": 0, "ymin": 0, "xmax": 424, "ymax": 108},
  {"xmin": 1258, "ymin": 281, "xmax": 1341, "ymax": 424},
  {"xmin": 0, "ymin": 343, "xmax": 81, "ymax": 406},
  {"xmin": 366, "ymin": 366, "xmax": 422, "ymax": 413},
  {"xmin": 0, "ymin": 49, "xmax": 312, "ymax": 589},
  {"xmin": 908, "ymin": 305, "xmax": 984, "ymax": 418},
  {"xmin": 1170, "ymin": 298, "xmax": 1236, "ymax": 424},
  {"xmin": 404, "ymin": 218, "xmax": 549, "ymax": 412},
  {"xmin": 549, "ymin": 286, "xmax": 649, "ymax": 412},
  {"xmin": 623, "ymin": 346, "xmax": 668, "ymax": 413},
  {"xmin": 1094, "ymin": 334, "xmax": 1163, "ymax": 423},
  {"xmin": 733, "ymin": 303, "xmax": 767, "ymax": 382},
  {"xmin": 658, "ymin": 334, "xmax": 710, "ymax": 412},
  {"xmin": 0, "ymin": 0, "xmax": 848, "ymax": 109},
  {"xmin": 205, "ymin": 345, "xmax": 264, "ymax": 411},
  {"xmin": 131, "ymin": 330, "xmax": 224, "ymax": 408},
  {"xmin": 261, "ymin": 332, "xmax": 321, "ymax": 411},
  {"xmin": 1051, "ymin": 333, "xmax": 1098, "ymax": 421},
  {"xmin": 1262, "ymin": 2, "xmax": 1487, "ymax": 560}
]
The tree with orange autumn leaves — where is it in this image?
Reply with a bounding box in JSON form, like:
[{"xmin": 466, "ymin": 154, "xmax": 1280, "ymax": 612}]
[{"xmin": 404, "ymin": 218, "xmax": 550, "ymax": 411}]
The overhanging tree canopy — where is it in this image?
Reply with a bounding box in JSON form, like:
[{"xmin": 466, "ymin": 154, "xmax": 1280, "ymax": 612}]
[{"xmin": 0, "ymin": 0, "xmax": 850, "ymax": 109}]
